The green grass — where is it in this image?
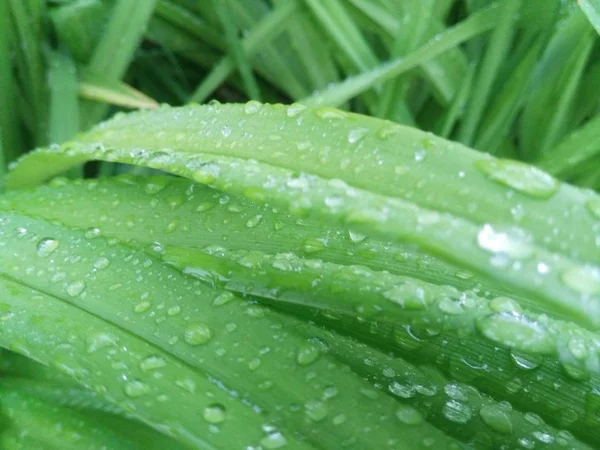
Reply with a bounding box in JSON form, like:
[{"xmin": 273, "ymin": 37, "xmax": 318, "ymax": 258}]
[{"xmin": 1, "ymin": 1, "xmax": 600, "ymax": 449}]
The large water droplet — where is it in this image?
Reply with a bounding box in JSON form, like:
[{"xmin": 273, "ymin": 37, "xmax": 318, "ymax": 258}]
[
  {"xmin": 347, "ymin": 128, "xmax": 369, "ymax": 144},
  {"xmin": 479, "ymin": 404, "xmax": 513, "ymax": 434},
  {"xmin": 140, "ymin": 356, "xmax": 167, "ymax": 372},
  {"xmin": 124, "ymin": 380, "xmax": 150, "ymax": 398},
  {"xmin": 586, "ymin": 198, "xmax": 600, "ymax": 219},
  {"xmin": 442, "ymin": 400, "xmax": 472, "ymax": 424},
  {"xmin": 244, "ymin": 100, "xmax": 262, "ymax": 114},
  {"xmin": 36, "ymin": 238, "xmax": 59, "ymax": 257},
  {"xmin": 304, "ymin": 399, "xmax": 328, "ymax": 422},
  {"xmin": 315, "ymin": 107, "xmax": 347, "ymax": 120},
  {"xmin": 476, "ymin": 224, "xmax": 533, "ymax": 259},
  {"xmin": 66, "ymin": 280, "xmax": 86, "ymax": 297},
  {"xmin": 477, "ymin": 313, "xmax": 554, "ymax": 354},
  {"xmin": 184, "ymin": 323, "xmax": 213, "ymax": 345},
  {"xmin": 395, "ymin": 404, "xmax": 424, "ymax": 425},
  {"xmin": 261, "ymin": 431, "xmax": 288, "ymax": 449},
  {"xmin": 296, "ymin": 344, "xmax": 320, "ymax": 366},
  {"xmin": 561, "ymin": 266, "xmax": 600, "ymax": 295},
  {"xmin": 475, "ymin": 159, "xmax": 559, "ymax": 198},
  {"xmin": 203, "ymin": 403, "xmax": 226, "ymax": 424},
  {"xmin": 382, "ymin": 282, "xmax": 427, "ymax": 310}
]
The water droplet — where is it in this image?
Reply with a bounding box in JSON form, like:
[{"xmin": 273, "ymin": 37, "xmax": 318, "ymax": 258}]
[
  {"xmin": 286, "ymin": 103, "xmax": 306, "ymax": 117},
  {"xmin": 414, "ymin": 149, "xmax": 427, "ymax": 162},
  {"xmin": 347, "ymin": 128, "xmax": 369, "ymax": 144},
  {"xmin": 348, "ymin": 229, "xmax": 367, "ymax": 243},
  {"xmin": 315, "ymin": 107, "xmax": 347, "ymax": 120},
  {"xmin": 476, "ymin": 224, "xmax": 533, "ymax": 259},
  {"xmin": 475, "ymin": 159, "xmax": 559, "ymax": 198},
  {"xmin": 66, "ymin": 280, "xmax": 86, "ymax": 297},
  {"xmin": 296, "ymin": 344, "xmax": 320, "ymax": 366},
  {"xmin": 124, "ymin": 380, "xmax": 150, "ymax": 397},
  {"xmin": 94, "ymin": 257, "xmax": 111, "ymax": 269},
  {"xmin": 86, "ymin": 332, "xmax": 117, "ymax": 353},
  {"xmin": 261, "ymin": 431, "xmax": 287, "ymax": 449},
  {"xmin": 144, "ymin": 177, "xmax": 169, "ymax": 194},
  {"xmin": 489, "ymin": 296, "xmax": 522, "ymax": 315},
  {"xmin": 477, "ymin": 313, "xmax": 554, "ymax": 354},
  {"xmin": 532, "ymin": 431, "xmax": 554, "ymax": 444},
  {"xmin": 203, "ymin": 403, "xmax": 226, "ymax": 424},
  {"xmin": 388, "ymin": 381, "xmax": 415, "ymax": 398},
  {"xmin": 246, "ymin": 214, "xmax": 263, "ymax": 228},
  {"xmin": 140, "ymin": 356, "xmax": 167, "ymax": 372},
  {"xmin": 304, "ymin": 399, "xmax": 328, "ymax": 422},
  {"xmin": 175, "ymin": 378, "xmax": 196, "ymax": 393},
  {"xmin": 302, "ymin": 237, "xmax": 326, "ymax": 254},
  {"xmin": 510, "ymin": 350, "xmax": 542, "ymax": 370},
  {"xmin": 134, "ymin": 301, "xmax": 151, "ymax": 313},
  {"xmin": 382, "ymin": 282, "xmax": 427, "ymax": 310},
  {"xmin": 479, "ymin": 404, "xmax": 513, "ymax": 434},
  {"xmin": 184, "ymin": 323, "xmax": 213, "ymax": 345},
  {"xmin": 377, "ymin": 124, "xmax": 402, "ymax": 140},
  {"xmin": 332, "ymin": 414, "xmax": 347, "ymax": 425},
  {"xmin": 167, "ymin": 305, "xmax": 181, "ymax": 316},
  {"xmin": 586, "ymin": 198, "xmax": 600, "ymax": 219},
  {"xmin": 244, "ymin": 100, "xmax": 262, "ymax": 114},
  {"xmin": 442, "ymin": 400, "xmax": 472, "ymax": 424},
  {"xmin": 567, "ymin": 336, "xmax": 588, "ymax": 360},
  {"xmin": 395, "ymin": 404, "xmax": 424, "ymax": 425},
  {"xmin": 220, "ymin": 126, "xmax": 232, "ymax": 137},
  {"xmin": 444, "ymin": 383, "xmax": 468, "ymax": 401},
  {"xmin": 36, "ymin": 238, "xmax": 59, "ymax": 257},
  {"xmin": 561, "ymin": 266, "xmax": 600, "ymax": 295},
  {"xmin": 213, "ymin": 292, "xmax": 235, "ymax": 307}
]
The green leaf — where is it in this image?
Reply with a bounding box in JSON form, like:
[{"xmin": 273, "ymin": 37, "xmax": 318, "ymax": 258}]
[
  {"xmin": 0, "ymin": 207, "xmax": 463, "ymax": 449},
  {"xmin": 578, "ymin": 0, "xmax": 600, "ymax": 34},
  {"xmin": 7, "ymin": 103, "xmax": 600, "ymax": 330}
]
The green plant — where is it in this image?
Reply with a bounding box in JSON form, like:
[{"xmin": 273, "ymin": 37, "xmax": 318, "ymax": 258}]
[{"xmin": 1, "ymin": 1, "xmax": 600, "ymax": 449}]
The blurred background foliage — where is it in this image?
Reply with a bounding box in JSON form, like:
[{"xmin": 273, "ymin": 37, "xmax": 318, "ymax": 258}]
[{"xmin": 1, "ymin": 0, "xmax": 599, "ymax": 189}]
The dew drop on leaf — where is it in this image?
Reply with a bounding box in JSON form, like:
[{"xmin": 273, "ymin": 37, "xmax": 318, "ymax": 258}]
[
  {"xmin": 474, "ymin": 159, "xmax": 559, "ymax": 198},
  {"xmin": 184, "ymin": 323, "xmax": 213, "ymax": 345},
  {"xmin": 140, "ymin": 356, "xmax": 167, "ymax": 372},
  {"xmin": 93, "ymin": 257, "xmax": 111, "ymax": 270},
  {"xmin": 66, "ymin": 280, "xmax": 86, "ymax": 297},
  {"xmin": 315, "ymin": 107, "xmax": 347, "ymax": 120},
  {"xmin": 203, "ymin": 403, "xmax": 226, "ymax": 424},
  {"xmin": 561, "ymin": 266, "xmax": 600, "ymax": 295},
  {"xmin": 36, "ymin": 238, "xmax": 59, "ymax": 257},
  {"xmin": 260, "ymin": 431, "xmax": 288, "ymax": 449},
  {"xmin": 442, "ymin": 400, "xmax": 472, "ymax": 424},
  {"xmin": 296, "ymin": 344, "xmax": 320, "ymax": 366},
  {"xmin": 477, "ymin": 313, "xmax": 554, "ymax": 354},
  {"xmin": 479, "ymin": 404, "xmax": 513, "ymax": 434},
  {"xmin": 395, "ymin": 404, "xmax": 424, "ymax": 425},
  {"xmin": 124, "ymin": 380, "xmax": 150, "ymax": 398},
  {"xmin": 304, "ymin": 399, "xmax": 328, "ymax": 422},
  {"xmin": 586, "ymin": 198, "xmax": 600, "ymax": 219},
  {"xmin": 476, "ymin": 224, "xmax": 533, "ymax": 259}
]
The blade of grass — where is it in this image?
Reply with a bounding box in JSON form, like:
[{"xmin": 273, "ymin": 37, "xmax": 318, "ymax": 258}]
[
  {"xmin": 8, "ymin": 0, "xmax": 48, "ymax": 145},
  {"xmin": 48, "ymin": 50, "xmax": 80, "ymax": 144},
  {"xmin": 578, "ymin": 0, "xmax": 600, "ymax": 34},
  {"xmin": 49, "ymin": 0, "xmax": 106, "ymax": 64},
  {"xmin": 436, "ymin": 63, "xmax": 476, "ymax": 138},
  {"xmin": 7, "ymin": 103, "xmax": 600, "ymax": 330},
  {"xmin": 79, "ymin": 74, "xmax": 160, "ymax": 110},
  {"xmin": 82, "ymin": 0, "xmax": 158, "ymax": 127},
  {"xmin": 189, "ymin": 0, "xmax": 299, "ymax": 103},
  {"xmin": 211, "ymin": 0, "xmax": 261, "ymax": 100},
  {"xmin": 0, "ymin": 0, "xmax": 20, "ymax": 171},
  {"xmin": 457, "ymin": 0, "xmax": 521, "ymax": 146},
  {"xmin": 302, "ymin": 3, "xmax": 499, "ymax": 107}
]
